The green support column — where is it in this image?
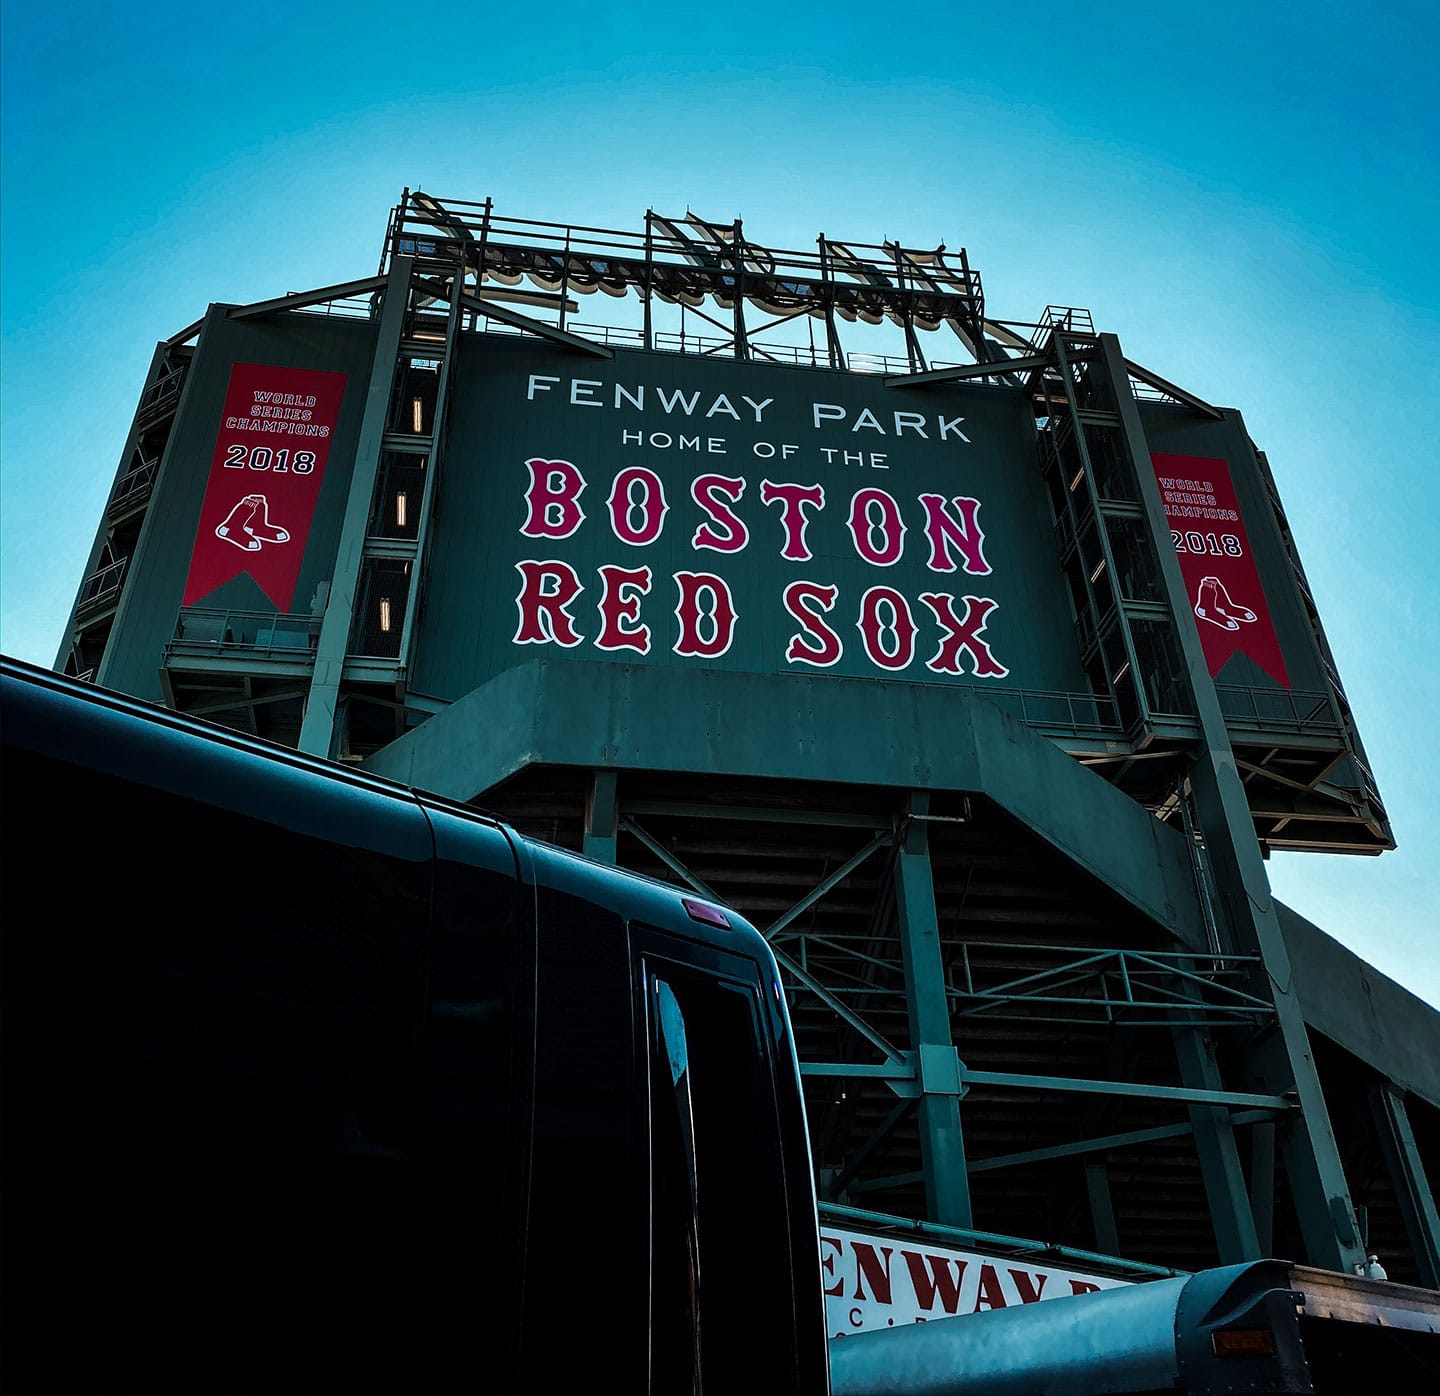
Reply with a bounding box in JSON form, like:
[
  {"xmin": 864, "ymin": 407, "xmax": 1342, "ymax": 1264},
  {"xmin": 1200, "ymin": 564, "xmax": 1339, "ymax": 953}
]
[
  {"xmin": 1187, "ymin": 750, "xmax": 1361, "ymax": 1270},
  {"xmin": 298, "ymin": 255, "xmax": 414, "ymax": 758},
  {"xmin": 1172, "ymin": 1025, "xmax": 1261, "ymax": 1262},
  {"xmin": 892, "ymin": 792, "xmax": 972, "ymax": 1229},
  {"xmin": 583, "ymin": 769, "xmax": 619, "ymax": 865},
  {"xmin": 1084, "ymin": 1161, "xmax": 1121, "ymax": 1256},
  {"xmin": 1369, "ymin": 1084, "xmax": 1440, "ymax": 1287},
  {"xmin": 1250, "ymin": 1121, "xmax": 1276, "ymax": 1256},
  {"xmin": 1098, "ymin": 332, "xmax": 1365, "ymax": 1272}
]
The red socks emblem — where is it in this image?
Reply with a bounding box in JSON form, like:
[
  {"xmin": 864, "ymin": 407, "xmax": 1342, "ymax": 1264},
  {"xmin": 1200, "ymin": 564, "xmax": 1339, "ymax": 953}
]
[
  {"xmin": 1194, "ymin": 575, "xmax": 1257, "ymax": 631},
  {"xmin": 215, "ymin": 494, "xmax": 291, "ymax": 551}
]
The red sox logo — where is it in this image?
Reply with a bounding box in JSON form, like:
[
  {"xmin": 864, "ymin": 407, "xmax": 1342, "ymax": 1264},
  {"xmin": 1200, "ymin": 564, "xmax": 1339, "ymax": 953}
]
[
  {"xmin": 1193, "ymin": 575, "xmax": 1256, "ymax": 632},
  {"xmin": 214, "ymin": 493, "xmax": 291, "ymax": 552}
]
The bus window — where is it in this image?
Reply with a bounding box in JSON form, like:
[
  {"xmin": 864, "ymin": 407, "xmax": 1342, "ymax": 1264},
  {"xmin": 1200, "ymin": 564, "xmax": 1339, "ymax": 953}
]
[
  {"xmin": 650, "ymin": 977, "xmax": 702, "ymax": 1391},
  {"xmin": 643, "ymin": 952, "xmax": 801, "ymax": 1394}
]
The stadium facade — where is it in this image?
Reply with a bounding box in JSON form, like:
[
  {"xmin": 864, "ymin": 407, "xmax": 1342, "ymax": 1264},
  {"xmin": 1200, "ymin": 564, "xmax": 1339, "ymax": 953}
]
[{"xmin": 57, "ymin": 192, "xmax": 1438, "ymax": 1296}]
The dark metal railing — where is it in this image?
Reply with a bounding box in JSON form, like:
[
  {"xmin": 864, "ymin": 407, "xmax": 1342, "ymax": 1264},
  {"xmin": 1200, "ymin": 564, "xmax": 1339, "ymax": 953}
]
[
  {"xmin": 136, "ymin": 362, "xmax": 187, "ymax": 426},
  {"xmin": 977, "ymin": 685, "xmax": 1120, "ymax": 735},
  {"xmin": 1030, "ymin": 306, "xmax": 1096, "ymax": 348},
  {"xmin": 295, "ymin": 294, "xmax": 377, "ymax": 322},
  {"xmin": 1215, "ymin": 685, "xmax": 1340, "ymax": 736},
  {"xmin": 468, "ymin": 315, "xmax": 972, "ymax": 377},
  {"xmin": 108, "ymin": 457, "xmax": 158, "ymax": 514},
  {"xmin": 166, "ymin": 607, "xmax": 321, "ymax": 660},
  {"xmin": 387, "ymin": 191, "xmax": 987, "ymax": 374},
  {"xmin": 75, "ymin": 557, "xmax": 128, "ymax": 618}
]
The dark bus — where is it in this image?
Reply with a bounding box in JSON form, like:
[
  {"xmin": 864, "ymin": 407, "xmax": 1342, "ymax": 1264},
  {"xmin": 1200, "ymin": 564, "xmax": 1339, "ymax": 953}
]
[{"xmin": 1, "ymin": 658, "xmax": 829, "ymax": 1395}]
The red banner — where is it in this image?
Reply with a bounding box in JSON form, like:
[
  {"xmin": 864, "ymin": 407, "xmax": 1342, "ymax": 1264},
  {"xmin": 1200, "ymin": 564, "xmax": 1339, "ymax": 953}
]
[
  {"xmin": 1151, "ymin": 452, "xmax": 1289, "ymax": 688},
  {"xmin": 182, "ymin": 363, "xmax": 348, "ymax": 612}
]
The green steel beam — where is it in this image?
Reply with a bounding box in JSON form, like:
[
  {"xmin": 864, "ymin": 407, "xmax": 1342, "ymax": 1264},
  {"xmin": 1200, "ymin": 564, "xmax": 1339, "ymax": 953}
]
[
  {"xmin": 181, "ymin": 687, "xmax": 310, "ymax": 718},
  {"xmin": 299, "ymin": 256, "xmax": 414, "ymax": 758},
  {"xmin": 776, "ymin": 1059, "xmax": 1288, "ymax": 1110},
  {"xmin": 764, "ymin": 832, "xmax": 892, "ymax": 938},
  {"xmin": 777, "ymin": 958, "xmax": 908, "ymax": 1066},
  {"xmin": 894, "ymin": 794, "xmax": 973, "ymax": 1229},
  {"xmin": 1121, "ymin": 358, "xmax": 1224, "ymax": 419},
  {"xmin": 968, "ymin": 1108, "xmax": 1277, "ymax": 1175},
  {"xmin": 163, "ymin": 318, "xmax": 205, "ymax": 349},
  {"xmin": 954, "ymin": 1011, "xmax": 1268, "ymax": 1031},
  {"xmin": 340, "ymin": 657, "xmax": 403, "ymax": 685},
  {"xmin": 958, "ymin": 1068, "xmax": 1290, "ymax": 1112},
  {"xmin": 618, "ymin": 816, "xmax": 722, "ymax": 903},
  {"xmin": 162, "ymin": 654, "xmax": 315, "ymax": 681},
  {"xmin": 1251, "ymin": 1121, "xmax": 1276, "ymax": 1256},
  {"xmin": 583, "ymin": 769, "xmax": 618, "ymax": 865},
  {"xmin": 981, "ymin": 319, "xmax": 1037, "ymax": 355},
  {"xmin": 1098, "ymin": 332, "xmax": 1366, "ymax": 1271},
  {"xmin": 802, "ymin": 1062, "xmax": 913, "ymax": 1080},
  {"xmin": 226, "ymin": 275, "xmax": 389, "ymax": 321},
  {"xmin": 1369, "ymin": 1085, "xmax": 1440, "ymax": 1287},
  {"xmin": 1085, "ymin": 1161, "xmax": 1121, "ymax": 1256},
  {"xmin": 731, "ymin": 217, "xmax": 750, "ymax": 362},
  {"xmin": 1173, "ymin": 1024, "xmax": 1262, "ymax": 1262},
  {"xmin": 773, "ymin": 934, "xmax": 902, "ymax": 982}
]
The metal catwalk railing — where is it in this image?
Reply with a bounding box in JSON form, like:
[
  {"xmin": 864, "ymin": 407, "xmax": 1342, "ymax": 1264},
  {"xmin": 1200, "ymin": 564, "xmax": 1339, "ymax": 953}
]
[
  {"xmin": 166, "ymin": 607, "xmax": 321, "ymax": 659},
  {"xmin": 469, "ymin": 314, "xmax": 975, "ymax": 377},
  {"xmin": 75, "ymin": 557, "xmax": 128, "ymax": 617},
  {"xmin": 1215, "ymin": 685, "xmax": 1341, "ymax": 737}
]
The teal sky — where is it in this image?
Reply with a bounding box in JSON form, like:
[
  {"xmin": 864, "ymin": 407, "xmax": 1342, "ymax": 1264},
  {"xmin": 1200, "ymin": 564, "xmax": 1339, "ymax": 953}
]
[{"xmin": 4, "ymin": 2, "xmax": 1437, "ymax": 1001}]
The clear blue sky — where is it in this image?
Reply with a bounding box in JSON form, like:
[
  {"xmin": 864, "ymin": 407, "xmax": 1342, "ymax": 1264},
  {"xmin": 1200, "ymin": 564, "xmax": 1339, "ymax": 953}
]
[{"xmin": 4, "ymin": 2, "xmax": 1437, "ymax": 1001}]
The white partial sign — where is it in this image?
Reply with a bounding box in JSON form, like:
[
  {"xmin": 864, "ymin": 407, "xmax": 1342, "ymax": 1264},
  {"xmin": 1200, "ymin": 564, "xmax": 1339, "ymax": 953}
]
[{"xmin": 821, "ymin": 1225, "xmax": 1129, "ymax": 1338}]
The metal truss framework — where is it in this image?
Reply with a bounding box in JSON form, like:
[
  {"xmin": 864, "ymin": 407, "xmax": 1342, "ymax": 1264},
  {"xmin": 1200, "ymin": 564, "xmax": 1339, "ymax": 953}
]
[
  {"xmin": 57, "ymin": 342, "xmax": 195, "ymax": 685},
  {"xmin": 587, "ymin": 786, "xmax": 1282, "ymax": 1250},
  {"xmin": 565, "ymin": 774, "xmax": 1435, "ymax": 1280},
  {"xmin": 389, "ymin": 190, "xmax": 989, "ymax": 374}
]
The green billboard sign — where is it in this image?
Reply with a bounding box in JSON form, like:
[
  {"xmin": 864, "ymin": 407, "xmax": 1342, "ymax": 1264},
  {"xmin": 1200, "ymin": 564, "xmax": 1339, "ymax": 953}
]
[{"xmin": 413, "ymin": 337, "xmax": 1086, "ymax": 701}]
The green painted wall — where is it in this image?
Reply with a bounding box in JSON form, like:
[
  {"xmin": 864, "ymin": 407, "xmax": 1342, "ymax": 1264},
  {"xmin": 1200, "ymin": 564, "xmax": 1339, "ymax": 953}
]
[
  {"xmin": 412, "ymin": 336, "xmax": 1085, "ymax": 701},
  {"xmin": 1279, "ymin": 904, "xmax": 1440, "ymax": 1108},
  {"xmin": 99, "ymin": 309, "xmax": 375, "ymax": 699}
]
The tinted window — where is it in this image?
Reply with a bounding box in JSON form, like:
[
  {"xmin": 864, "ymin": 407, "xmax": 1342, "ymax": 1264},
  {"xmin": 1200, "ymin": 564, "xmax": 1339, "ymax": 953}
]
[{"xmin": 642, "ymin": 947, "xmax": 801, "ymax": 1395}]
